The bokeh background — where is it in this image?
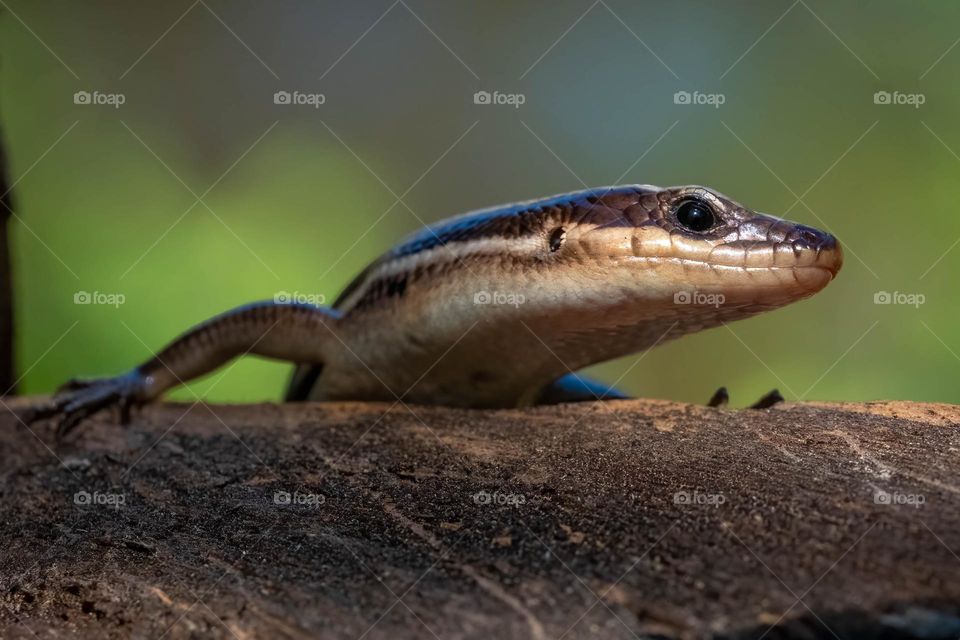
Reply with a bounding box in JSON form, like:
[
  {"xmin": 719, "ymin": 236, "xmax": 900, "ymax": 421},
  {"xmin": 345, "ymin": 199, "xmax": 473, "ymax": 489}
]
[{"xmin": 1, "ymin": 0, "xmax": 958, "ymax": 405}]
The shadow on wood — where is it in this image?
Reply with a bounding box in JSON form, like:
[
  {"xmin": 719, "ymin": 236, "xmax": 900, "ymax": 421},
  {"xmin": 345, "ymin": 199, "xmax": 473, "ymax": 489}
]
[{"xmin": 1, "ymin": 398, "xmax": 959, "ymax": 639}]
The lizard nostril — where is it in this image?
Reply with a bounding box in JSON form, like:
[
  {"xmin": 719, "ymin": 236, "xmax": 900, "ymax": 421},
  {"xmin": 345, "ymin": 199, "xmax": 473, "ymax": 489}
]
[{"xmin": 790, "ymin": 224, "xmax": 834, "ymax": 251}]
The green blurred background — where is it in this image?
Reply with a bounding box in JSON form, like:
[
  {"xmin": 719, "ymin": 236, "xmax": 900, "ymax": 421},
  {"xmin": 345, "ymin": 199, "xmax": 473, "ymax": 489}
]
[{"xmin": 1, "ymin": 0, "xmax": 958, "ymax": 405}]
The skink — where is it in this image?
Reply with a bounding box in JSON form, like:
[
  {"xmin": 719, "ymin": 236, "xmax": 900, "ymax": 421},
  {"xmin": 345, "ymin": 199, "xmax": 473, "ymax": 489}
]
[{"xmin": 26, "ymin": 184, "xmax": 842, "ymax": 435}]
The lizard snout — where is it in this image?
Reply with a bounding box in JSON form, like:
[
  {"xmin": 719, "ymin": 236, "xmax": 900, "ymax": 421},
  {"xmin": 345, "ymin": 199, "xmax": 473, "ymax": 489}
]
[{"xmin": 785, "ymin": 223, "xmax": 843, "ymax": 277}]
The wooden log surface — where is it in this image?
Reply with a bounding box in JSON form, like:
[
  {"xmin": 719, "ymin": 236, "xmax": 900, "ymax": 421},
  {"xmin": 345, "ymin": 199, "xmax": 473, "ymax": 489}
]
[{"xmin": 1, "ymin": 398, "xmax": 960, "ymax": 639}]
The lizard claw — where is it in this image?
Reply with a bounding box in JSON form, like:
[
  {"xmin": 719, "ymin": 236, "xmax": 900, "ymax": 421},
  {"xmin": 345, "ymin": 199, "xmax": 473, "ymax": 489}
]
[
  {"xmin": 22, "ymin": 372, "xmax": 148, "ymax": 440},
  {"xmin": 706, "ymin": 386, "xmax": 729, "ymax": 408},
  {"xmin": 704, "ymin": 387, "xmax": 783, "ymax": 409},
  {"xmin": 749, "ymin": 389, "xmax": 784, "ymax": 410}
]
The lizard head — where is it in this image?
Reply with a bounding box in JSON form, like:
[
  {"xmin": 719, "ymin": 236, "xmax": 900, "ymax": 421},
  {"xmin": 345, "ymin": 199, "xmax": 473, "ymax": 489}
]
[{"xmin": 555, "ymin": 184, "xmax": 842, "ymax": 315}]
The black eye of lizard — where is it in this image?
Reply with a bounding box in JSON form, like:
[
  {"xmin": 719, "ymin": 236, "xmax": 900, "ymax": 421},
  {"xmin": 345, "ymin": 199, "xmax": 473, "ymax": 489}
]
[
  {"xmin": 675, "ymin": 200, "xmax": 716, "ymax": 232},
  {"xmin": 549, "ymin": 227, "xmax": 566, "ymax": 252}
]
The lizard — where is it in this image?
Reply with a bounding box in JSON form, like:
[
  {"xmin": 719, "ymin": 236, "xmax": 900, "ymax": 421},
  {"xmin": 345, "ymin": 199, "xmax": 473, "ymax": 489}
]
[{"xmin": 24, "ymin": 184, "xmax": 842, "ymax": 437}]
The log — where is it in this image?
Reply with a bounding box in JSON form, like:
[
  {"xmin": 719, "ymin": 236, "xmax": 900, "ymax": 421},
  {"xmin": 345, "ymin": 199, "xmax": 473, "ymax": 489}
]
[{"xmin": 1, "ymin": 398, "xmax": 959, "ymax": 639}]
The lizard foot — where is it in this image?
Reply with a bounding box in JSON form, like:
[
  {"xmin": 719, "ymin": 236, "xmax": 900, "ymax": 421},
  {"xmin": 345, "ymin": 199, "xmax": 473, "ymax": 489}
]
[
  {"xmin": 749, "ymin": 389, "xmax": 784, "ymax": 409},
  {"xmin": 706, "ymin": 386, "xmax": 729, "ymax": 408},
  {"xmin": 706, "ymin": 387, "xmax": 783, "ymax": 409},
  {"xmin": 21, "ymin": 371, "xmax": 149, "ymax": 440}
]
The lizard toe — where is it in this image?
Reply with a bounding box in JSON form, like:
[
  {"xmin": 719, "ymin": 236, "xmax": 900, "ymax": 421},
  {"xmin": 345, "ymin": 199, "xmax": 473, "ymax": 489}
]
[{"xmin": 749, "ymin": 389, "xmax": 784, "ymax": 410}]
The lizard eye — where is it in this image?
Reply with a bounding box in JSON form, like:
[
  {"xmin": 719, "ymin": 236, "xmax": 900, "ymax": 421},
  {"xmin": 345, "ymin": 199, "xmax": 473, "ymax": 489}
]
[
  {"xmin": 675, "ymin": 199, "xmax": 716, "ymax": 232},
  {"xmin": 549, "ymin": 227, "xmax": 566, "ymax": 252}
]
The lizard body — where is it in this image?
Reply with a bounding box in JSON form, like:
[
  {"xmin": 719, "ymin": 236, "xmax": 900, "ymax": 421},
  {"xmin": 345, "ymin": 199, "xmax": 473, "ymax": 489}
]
[{"xmin": 27, "ymin": 184, "xmax": 841, "ymax": 434}]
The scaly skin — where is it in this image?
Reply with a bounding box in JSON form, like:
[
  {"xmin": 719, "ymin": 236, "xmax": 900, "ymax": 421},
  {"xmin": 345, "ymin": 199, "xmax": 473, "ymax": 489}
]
[{"xmin": 25, "ymin": 185, "xmax": 841, "ymax": 436}]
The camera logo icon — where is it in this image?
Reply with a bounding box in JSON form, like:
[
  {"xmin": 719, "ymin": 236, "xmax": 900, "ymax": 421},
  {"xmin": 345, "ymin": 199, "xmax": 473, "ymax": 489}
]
[
  {"xmin": 673, "ymin": 91, "xmax": 691, "ymax": 105},
  {"xmin": 473, "ymin": 291, "xmax": 491, "ymax": 304},
  {"xmin": 873, "ymin": 91, "xmax": 891, "ymax": 105},
  {"xmin": 473, "ymin": 90, "xmax": 492, "ymax": 105},
  {"xmin": 74, "ymin": 91, "xmax": 91, "ymax": 105},
  {"xmin": 873, "ymin": 291, "xmax": 891, "ymax": 304},
  {"xmin": 673, "ymin": 291, "xmax": 692, "ymax": 304},
  {"xmin": 274, "ymin": 491, "xmax": 291, "ymax": 505},
  {"xmin": 274, "ymin": 91, "xmax": 292, "ymax": 105},
  {"xmin": 74, "ymin": 291, "xmax": 92, "ymax": 304}
]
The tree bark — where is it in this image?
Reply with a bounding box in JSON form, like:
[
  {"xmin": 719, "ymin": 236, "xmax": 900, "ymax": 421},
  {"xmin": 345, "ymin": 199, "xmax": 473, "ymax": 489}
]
[{"xmin": 1, "ymin": 399, "xmax": 959, "ymax": 639}]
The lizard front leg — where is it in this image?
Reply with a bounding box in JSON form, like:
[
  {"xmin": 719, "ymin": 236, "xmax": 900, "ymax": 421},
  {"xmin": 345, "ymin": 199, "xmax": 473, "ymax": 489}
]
[{"xmin": 24, "ymin": 302, "xmax": 342, "ymax": 437}]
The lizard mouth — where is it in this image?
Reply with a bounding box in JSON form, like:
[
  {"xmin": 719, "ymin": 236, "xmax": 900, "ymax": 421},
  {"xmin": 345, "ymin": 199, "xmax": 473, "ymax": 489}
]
[
  {"xmin": 626, "ymin": 230, "xmax": 841, "ymax": 281},
  {"xmin": 617, "ymin": 232, "xmax": 842, "ymax": 308},
  {"xmin": 623, "ymin": 220, "xmax": 841, "ymax": 274},
  {"xmin": 695, "ymin": 224, "xmax": 842, "ymax": 273},
  {"xmin": 755, "ymin": 228, "xmax": 843, "ymax": 294},
  {"xmin": 671, "ymin": 222, "xmax": 842, "ymax": 295}
]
